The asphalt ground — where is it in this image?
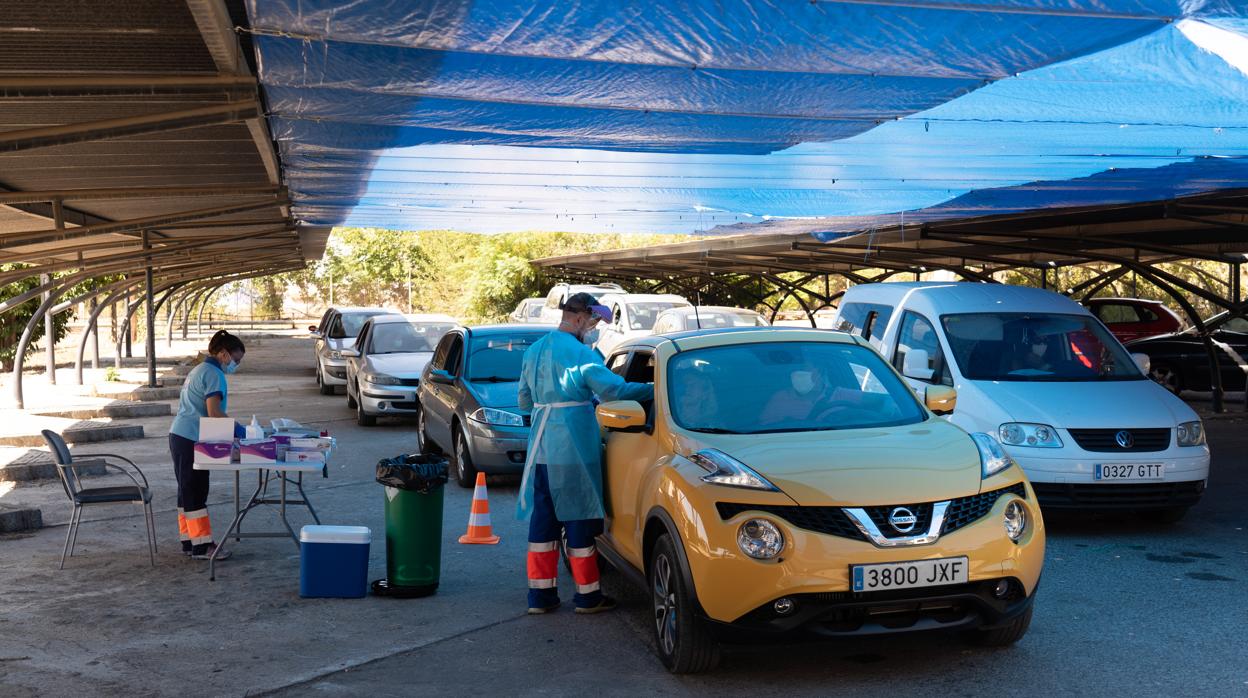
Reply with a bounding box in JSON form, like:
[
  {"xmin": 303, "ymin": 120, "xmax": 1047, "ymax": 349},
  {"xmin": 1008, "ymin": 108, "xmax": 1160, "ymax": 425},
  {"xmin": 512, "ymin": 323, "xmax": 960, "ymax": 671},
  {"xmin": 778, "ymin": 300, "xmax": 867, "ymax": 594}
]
[{"xmin": 1, "ymin": 337, "xmax": 1245, "ymax": 696}]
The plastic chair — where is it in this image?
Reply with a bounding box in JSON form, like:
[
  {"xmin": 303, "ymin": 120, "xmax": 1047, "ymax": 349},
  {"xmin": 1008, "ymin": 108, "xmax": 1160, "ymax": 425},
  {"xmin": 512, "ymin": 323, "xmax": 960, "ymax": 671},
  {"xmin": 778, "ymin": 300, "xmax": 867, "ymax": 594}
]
[{"xmin": 41, "ymin": 430, "xmax": 156, "ymax": 569}]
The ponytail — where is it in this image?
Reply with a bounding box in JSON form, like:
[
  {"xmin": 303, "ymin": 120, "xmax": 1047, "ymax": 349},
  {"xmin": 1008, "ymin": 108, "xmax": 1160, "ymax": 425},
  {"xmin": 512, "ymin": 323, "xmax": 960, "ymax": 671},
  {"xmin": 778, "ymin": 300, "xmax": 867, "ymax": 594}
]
[{"xmin": 208, "ymin": 329, "xmax": 245, "ymax": 356}]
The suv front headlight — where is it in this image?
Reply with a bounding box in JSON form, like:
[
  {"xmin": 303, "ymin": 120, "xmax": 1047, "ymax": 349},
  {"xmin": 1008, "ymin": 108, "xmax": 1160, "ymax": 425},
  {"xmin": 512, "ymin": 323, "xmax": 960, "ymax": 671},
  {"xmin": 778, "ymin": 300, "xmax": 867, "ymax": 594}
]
[
  {"xmin": 971, "ymin": 433, "xmax": 1016, "ymax": 479},
  {"xmin": 1176, "ymin": 420, "xmax": 1205, "ymax": 446},
  {"xmin": 363, "ymin": 373, "xmax": 400, "ymax": 385},
  {"xmin": 689, "ymin": 449, "xmax": 779, "ymax": 491},
  {"xmin": 998, "ymin": 422, "xmax": 1063, "ymax": 448},
  {"xmin": 470, "ymin": 407, "xmax": 525, "ymax": 427}
]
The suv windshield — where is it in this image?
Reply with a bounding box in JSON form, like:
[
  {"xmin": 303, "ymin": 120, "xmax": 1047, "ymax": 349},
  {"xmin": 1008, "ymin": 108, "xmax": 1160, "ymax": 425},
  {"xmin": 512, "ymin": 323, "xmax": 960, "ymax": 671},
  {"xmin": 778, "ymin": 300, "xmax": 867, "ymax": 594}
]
[
  {"xmin": 466, "ymin": 333, "xmax": 547, "ymax": 381},
  {"xmin": 627, "ymin": 302, "xmax": 689, "ymax": 330},
  {"xmin": 941, "ymin": 312, "xmax": 1143, "ymax": 382},
  {"xmin": 668, "ymin": 341, "xmax": 926, "ymax": 434},
  {"xmin": 329, "ymin": 311, "xmax": 385, "ymax": 339},
  {"xmin": 369, "ymin": 322, "xmax": 454, "ymax": 355}
]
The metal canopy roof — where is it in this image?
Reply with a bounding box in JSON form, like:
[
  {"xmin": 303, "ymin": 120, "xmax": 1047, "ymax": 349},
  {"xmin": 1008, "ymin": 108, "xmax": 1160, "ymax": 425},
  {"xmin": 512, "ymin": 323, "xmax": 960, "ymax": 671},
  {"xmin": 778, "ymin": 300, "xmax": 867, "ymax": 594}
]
[
  {"xmin": 535, "ymin": 188, "xmax": 1248, "ymax": 291},
  {"xmin": 0, "ymin": 0, "xmax": 326, "ymax": 284}
]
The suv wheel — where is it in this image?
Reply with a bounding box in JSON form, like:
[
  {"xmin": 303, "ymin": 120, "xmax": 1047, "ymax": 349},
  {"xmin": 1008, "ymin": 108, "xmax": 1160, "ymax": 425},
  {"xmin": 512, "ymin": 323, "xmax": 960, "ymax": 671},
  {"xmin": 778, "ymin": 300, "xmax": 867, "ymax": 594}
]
[
  {"xmin": 417, "ymin": 408, "xmax": 442, "ymax": 455},
  {"xmin": 970, "ymin": 604, "xmax": 1033, "ymax": 647},
  {"xmin": 356, "ymin": 392, "xmax": 377, "ymax": 427},
  {"xmin": 452, "ymin": 426, "xmax": 478, "ymax": 488},
  {"xmin": 649, "ymin": 534, "xmax": 719, "ymax": 674}
]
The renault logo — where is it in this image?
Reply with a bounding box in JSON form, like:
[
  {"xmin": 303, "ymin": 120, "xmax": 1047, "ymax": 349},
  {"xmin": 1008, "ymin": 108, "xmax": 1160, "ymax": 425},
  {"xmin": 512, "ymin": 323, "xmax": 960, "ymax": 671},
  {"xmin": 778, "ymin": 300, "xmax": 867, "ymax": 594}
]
[
  {"xmin": 1115, "ymin": 430, "xmax": 1135, "ymax": 449},
  {"xmin": 888, "ymin": 507, "xmax": 918, "ymax": 533}
]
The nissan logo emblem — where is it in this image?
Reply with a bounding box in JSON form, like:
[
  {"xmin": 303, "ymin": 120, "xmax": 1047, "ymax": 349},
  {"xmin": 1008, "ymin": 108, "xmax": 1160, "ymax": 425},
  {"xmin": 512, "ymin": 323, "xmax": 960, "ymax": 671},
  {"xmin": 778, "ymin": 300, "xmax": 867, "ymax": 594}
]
[
  {"xmin": 888, "ymin": 507, "xmax": 918, "ymax": 534},
  {"xmin": 1115, "ymin": 430, "xmax": 1134, "ymax": 449}
]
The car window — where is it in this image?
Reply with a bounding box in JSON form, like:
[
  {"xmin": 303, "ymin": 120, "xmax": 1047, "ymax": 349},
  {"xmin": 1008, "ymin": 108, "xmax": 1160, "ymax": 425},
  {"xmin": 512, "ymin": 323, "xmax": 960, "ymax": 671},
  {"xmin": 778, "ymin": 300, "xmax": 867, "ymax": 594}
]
[
  {"xmin": 606, "ymin": 352, "xmax": 630, "ymax": 376},
  {"xmin": 893, "ymin": 312, "xmax": 952, "ymax": 386},
  {"xmin": 1220, "ymin": 315, "xmax": 1248, "ymax": 333},
  {"xmin": 545, "ymin": 287, "xmax": 562, "ymax": 309},
  {"xmin": 444, "ymin": 334, "xmax": 465, "ymax": 376},
  {"xmin": 317, "ymin": 309, "xmax": 333, "ymax": 333},
  {"xmin": 626, "ymin": 302, "xmax": 688, "ymax": 331},
  {"xmin": 329, "ymin": 311, "xmax": 386, "ymax": 339},
  {"xmin": 431, "ymin": 332, "xmax": 457, "ymax": 370},
  {"xmin": 667, "ymin": 341, "xmax": 926, "ymax": 434},
  {"xmin": 623, "ymin": 351, "xmax": 656, "ymax": 383},
  {"xmin": 526, "ymin": 302, "xmax": 544, "ymax": 319},
  {"xmin": 355, "ymin": 323, "xmax": 371, "ymax": 355},
  {"xmin": 466, "ymin": 333, "xmax": 546, "ymax": 382},
  {"xmin": 612, "ymin": 304, "xmax": 623, "ymax": 326},
  {"xmin": 369, "ymin": 322, "xmax": 454, "ymax": 355},
  {"xmin": 941, "ymin": 312, "xmax": 1143, "ymax": 382},
  {"xmin": 837, "ymin": 302, "xmax": 893, "ymax": 343},
  {"xmin": 1136, "ymin": 306, "xmax": 1159, "ymax": 322},
  {"xmin": 1097, "ymin": 304, "xmax": 1141, "ymax": 324}
]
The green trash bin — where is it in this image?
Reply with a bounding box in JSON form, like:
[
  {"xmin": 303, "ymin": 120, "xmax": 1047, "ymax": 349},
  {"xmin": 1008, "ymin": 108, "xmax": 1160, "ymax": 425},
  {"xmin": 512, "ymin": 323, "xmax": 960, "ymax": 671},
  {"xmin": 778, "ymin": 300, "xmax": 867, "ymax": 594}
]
[{"xmin": 372, "ymin": 454, "xmax": 448, "ymax": 598}]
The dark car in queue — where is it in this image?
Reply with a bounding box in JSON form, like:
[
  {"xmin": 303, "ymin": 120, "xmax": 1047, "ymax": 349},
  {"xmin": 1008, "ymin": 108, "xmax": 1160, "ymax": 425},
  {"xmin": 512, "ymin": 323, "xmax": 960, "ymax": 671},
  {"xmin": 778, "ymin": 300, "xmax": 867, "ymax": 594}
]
[
  {"xmin": 1124, "ymin": 310, "xmax": 1248, "ymax": 394},
  {"xmin": 418, "ymin": 324, "xmax": 555, "ymax": 487},
  {"xmin": 1083, "ymin": 298, "xmax": 1183, "ymax": 344}
]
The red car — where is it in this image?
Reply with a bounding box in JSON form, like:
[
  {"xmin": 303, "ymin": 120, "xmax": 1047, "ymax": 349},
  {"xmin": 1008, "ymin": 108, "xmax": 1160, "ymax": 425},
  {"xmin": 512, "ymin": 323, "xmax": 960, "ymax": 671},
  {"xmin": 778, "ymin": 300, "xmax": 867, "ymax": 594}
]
[{"xmin": 1083, "ymin": 298, "xmax": 1184, "ymax": 343}]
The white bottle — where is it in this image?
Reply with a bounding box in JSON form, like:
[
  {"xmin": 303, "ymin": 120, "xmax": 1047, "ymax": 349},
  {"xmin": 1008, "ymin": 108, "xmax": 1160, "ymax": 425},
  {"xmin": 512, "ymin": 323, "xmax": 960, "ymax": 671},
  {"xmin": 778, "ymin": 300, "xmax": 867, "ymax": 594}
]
[{"xmin": 246, "ymin": 415, "xmax": 263, "ymax": 440}]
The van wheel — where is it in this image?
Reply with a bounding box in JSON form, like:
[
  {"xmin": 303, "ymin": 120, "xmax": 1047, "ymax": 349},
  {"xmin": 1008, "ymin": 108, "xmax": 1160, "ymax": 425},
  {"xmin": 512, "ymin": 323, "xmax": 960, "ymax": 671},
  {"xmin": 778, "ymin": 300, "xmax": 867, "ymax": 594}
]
[
  {"xmin": 649, "ymin": 534, "xmax": 720, "ymax": 673},
  {"xmin": 970, "ymin": 605, "xmax": 1033, "ymax": 647},
  {"xmin": 452, "ymin": 426, "xmax": 477, "ymax": 488}
]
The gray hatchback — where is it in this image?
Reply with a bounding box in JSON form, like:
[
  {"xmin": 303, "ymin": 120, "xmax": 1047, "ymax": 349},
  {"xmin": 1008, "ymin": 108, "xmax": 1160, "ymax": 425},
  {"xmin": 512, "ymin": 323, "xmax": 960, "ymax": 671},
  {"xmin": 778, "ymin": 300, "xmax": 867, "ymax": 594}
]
[{"xmin": 418, "ymin": 324, "xmax": 555, "ymax": 487}]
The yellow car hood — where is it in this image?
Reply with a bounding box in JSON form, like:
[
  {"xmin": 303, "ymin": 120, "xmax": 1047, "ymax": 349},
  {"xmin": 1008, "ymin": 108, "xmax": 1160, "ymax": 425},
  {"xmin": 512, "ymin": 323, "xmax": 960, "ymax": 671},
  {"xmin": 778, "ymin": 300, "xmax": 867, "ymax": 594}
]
[{"xmin": 684, "ymin": 419, "xmax": 983, "ymax": 507}]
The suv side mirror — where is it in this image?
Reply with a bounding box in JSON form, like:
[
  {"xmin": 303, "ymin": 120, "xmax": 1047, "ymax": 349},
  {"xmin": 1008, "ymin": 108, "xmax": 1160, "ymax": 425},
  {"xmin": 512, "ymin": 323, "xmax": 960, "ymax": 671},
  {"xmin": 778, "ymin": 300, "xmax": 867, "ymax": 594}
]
[
  {"xmin": 925, "ymin": 385, "xmax": 956, "ymax": 416},
  {"xmin": 1131, "ymin": 352, "xmax": 1151, "ymax": 374},
  {"xmin": 902, "ymin": 349, "xmax": 935, "ymax": 381},
  {"xmin": 429, "ymin": 368, "xmax": 454, "ymax": 385},
  {"xmin": 597, "ymin": 400, "xmax": 646, "ymax": 431}
]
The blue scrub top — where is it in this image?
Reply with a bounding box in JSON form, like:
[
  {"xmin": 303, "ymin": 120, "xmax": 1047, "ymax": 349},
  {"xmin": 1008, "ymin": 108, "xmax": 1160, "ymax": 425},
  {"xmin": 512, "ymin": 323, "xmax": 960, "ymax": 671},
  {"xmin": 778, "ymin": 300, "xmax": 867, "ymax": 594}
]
[{"xmin": 170, "ymin": 357, "xmax": 243, "ymax": 441}]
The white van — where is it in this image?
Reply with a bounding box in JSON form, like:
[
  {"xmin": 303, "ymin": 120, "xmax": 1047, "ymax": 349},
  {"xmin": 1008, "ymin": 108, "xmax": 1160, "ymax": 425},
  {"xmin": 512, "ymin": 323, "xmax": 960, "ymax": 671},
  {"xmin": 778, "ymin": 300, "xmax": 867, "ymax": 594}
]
[
  {"xmin": 834, "ymin": 282, "xmax": 1209, "ymax": 521},
  {"xmin": 538, "ymin": 282, "xmax": 625, "ymax": 325}
]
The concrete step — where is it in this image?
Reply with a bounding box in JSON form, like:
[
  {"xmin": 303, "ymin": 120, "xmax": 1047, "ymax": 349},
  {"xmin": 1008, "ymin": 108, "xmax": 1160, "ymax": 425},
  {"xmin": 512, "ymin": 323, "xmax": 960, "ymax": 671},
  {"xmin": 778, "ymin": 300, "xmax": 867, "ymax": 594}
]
[
  {"xmin": 109, "ymin": 374, "xmax": 186, "ymax": 387},
  {"xmin": 0, "ymin": 503, "xmax": 42, "ymax": 533},
  {"xmin": 0, "ymin": 449, "xmax": 107, "ymax": 482},
  {"xmin": 91, "ymin": 385, "xmax": 181, "ymax": 401},
  {"xmin": 34, "ymin": 402, "xmax": 171, "ymax": 420},
  {"xmin": 0, "ymin": 422, "xmax": 144, "ymax": 448}
]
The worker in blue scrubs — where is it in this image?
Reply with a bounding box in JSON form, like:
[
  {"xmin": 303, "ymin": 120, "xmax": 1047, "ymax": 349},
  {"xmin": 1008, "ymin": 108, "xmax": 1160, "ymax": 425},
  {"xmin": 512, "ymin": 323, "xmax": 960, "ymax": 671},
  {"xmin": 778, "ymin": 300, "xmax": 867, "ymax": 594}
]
[
  {"xmin": 168, "ymin": 330, "xmax": 247, "ymax": 560},
  {"xmin": 518, "ymin": 292, "xmax": 653, "ymax": 614}
]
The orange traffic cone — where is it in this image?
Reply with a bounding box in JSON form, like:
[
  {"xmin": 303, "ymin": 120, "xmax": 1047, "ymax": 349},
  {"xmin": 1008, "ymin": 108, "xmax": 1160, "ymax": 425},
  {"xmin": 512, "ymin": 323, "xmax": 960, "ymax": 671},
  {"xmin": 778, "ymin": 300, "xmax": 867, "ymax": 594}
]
[{"xmin": 458, "ymin": 472, "xmax": 501, "ymax": 545}]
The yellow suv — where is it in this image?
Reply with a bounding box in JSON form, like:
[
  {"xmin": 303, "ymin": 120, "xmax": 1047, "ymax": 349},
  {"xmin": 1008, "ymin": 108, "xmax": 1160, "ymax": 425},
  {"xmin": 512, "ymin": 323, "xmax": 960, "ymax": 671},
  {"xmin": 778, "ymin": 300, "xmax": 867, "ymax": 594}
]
[{"xmin": 595, "ymin": 328, "xmax": 1044, "ymax": 673}]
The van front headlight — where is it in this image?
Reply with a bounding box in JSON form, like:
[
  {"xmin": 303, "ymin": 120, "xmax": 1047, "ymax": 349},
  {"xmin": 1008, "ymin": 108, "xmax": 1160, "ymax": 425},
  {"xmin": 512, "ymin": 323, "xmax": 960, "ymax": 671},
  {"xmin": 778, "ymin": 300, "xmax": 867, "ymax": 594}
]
[
  {"xmin": 1176, "ymin": 420, "xmax": 1205, "ymax": 447},
  {"xmin": 998, "ymin": 422, "xmax": 1062, "ymax": 448}
]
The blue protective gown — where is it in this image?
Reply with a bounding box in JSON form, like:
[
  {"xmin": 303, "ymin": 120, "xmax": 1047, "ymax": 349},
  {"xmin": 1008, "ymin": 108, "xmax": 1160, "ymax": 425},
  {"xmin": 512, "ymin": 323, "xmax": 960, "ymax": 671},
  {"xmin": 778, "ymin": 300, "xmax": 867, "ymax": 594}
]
[{"xmin": 517, "ymin": 330, "xmax": 653, "ymax": 521}]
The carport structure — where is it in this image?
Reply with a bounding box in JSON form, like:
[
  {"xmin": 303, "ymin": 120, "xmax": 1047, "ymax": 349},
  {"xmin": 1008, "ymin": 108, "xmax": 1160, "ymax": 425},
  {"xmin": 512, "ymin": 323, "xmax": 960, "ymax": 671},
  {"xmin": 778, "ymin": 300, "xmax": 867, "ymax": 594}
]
[
  {"xmin": 0, "ymin": 2, "xmax": 328, "ymax": 408},
  {"xmin": 535, "ymin": 187, "xmax": 1248, "ymax": 411}
]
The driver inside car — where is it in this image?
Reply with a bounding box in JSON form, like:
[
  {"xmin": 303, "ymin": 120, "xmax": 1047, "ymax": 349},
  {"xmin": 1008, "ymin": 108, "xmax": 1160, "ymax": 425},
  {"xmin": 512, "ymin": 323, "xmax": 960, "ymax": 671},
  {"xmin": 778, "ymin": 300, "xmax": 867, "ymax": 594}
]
[{"xmin": 758, "ymin": 365, "xmax": 832, "ymax": 426}]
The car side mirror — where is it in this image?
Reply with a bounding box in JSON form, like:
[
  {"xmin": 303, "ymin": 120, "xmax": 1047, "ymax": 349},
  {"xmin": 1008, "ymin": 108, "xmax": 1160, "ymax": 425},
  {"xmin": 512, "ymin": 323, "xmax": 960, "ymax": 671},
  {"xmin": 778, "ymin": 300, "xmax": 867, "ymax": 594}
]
[
  {"xmin": 340, "ymin": 348, "xmax": 359, "ymax": 358},
  {"xmin": 308, "ymin": 325, "xmax": 319, "ymax": 333},
  {"xmin": 902, "ymin": 349, "xmax": 935, "ymax": 381},
  {"xmin": 597, "ymin": 400, "xmax": 646, "ymax": 432},
  {"xmin": 925, "ymin": 385, "xmax": 957, "ymax": 416},
  {"xmin": 429, "ymin": 368, "xmax": 454, "ymax": 385},
  {"xmin": 1131, "ymin": 352, "xmax": 1150, "ymax": 374}
]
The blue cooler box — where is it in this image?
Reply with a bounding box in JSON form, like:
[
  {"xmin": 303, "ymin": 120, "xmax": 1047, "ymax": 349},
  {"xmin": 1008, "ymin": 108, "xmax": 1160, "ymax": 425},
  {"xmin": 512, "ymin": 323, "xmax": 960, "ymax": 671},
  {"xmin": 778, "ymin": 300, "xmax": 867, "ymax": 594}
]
[{"xmin": 300, "ymin": 525, "xmax": 371, "ymax": 598}]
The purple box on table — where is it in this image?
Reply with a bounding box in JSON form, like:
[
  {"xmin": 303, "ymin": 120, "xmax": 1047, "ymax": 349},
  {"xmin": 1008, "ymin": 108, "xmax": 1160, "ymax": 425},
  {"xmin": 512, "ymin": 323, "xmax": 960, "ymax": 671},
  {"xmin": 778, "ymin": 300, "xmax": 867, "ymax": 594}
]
[
  {"xmin": 194, "ymin": 441, "xmax": 233, "ymax": 465},
  {"xmin": 239, "ymin": 439, "xmax": 278, "ymax": 464}
]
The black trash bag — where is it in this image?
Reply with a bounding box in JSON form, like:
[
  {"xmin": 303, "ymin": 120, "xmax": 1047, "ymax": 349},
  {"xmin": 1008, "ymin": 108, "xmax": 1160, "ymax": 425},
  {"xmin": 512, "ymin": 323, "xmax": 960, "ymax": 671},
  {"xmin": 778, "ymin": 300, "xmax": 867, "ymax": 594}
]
[{"xmin": 376, "ymin": 454, "xmax": 448, "ymax": 493}]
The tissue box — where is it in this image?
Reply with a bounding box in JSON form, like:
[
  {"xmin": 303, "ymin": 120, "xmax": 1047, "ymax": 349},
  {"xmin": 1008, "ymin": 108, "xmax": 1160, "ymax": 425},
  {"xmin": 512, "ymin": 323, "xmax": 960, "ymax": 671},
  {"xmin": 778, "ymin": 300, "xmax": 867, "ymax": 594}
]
[
  {"xmin": 239, "ymin": 439, "xmax": 278, "ymax": 464},
  {"xmin": 285, "ymin": 449, "xmax": 325, "ymax": 464},
  {"xmin": 194, "ymin": 441, "xmax": 233, "ymax": 465},
  {"xmin": 300, "ymin": 525, "xmax": 371, "ymax": 598},
  {"xmin": 289, "ymin": 437, "xmax": 333, "ymax": 452}
]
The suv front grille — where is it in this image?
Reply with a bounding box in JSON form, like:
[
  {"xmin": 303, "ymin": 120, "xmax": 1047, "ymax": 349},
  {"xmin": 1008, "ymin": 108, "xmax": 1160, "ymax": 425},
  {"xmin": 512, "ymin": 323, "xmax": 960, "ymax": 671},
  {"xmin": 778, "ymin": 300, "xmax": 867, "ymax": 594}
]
[
  {"xmin": 1067, "ymin": 428, "xmax": 1170, "ymax": 452},
  {"xmin": 716, "ymin": 482, "xmax": 1027, "ymax": 543}
]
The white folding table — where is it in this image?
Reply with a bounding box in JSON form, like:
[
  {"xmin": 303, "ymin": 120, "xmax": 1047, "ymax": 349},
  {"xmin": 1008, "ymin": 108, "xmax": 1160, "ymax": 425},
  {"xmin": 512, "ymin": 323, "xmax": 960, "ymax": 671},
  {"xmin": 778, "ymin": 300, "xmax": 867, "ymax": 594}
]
[{"xmin": 193, "ymin": 459, "xmax": 325, "ymax": 581}]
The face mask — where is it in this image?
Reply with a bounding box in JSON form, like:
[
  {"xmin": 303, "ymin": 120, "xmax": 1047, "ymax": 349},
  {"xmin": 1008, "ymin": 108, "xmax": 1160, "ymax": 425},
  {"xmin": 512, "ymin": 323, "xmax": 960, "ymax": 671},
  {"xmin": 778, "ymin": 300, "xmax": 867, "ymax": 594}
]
[
  {"xmin": 791, "ymin": 370, "xmax": 816, "ymax": 395},
  {"xmin": 223, "ymin": 359, "xmax": 239, "ymax": 374},
  {"xmin": 581, "ymin": 328, "xmax": 600, "ymax": 346},
  {"xmin": 1031, "ymin": 343, "xmax": 1047, "ymax": 357}
]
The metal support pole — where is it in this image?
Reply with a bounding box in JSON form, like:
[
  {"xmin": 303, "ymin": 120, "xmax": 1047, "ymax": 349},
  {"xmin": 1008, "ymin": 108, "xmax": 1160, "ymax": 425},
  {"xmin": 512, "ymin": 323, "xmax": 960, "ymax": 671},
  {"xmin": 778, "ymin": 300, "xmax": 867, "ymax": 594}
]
[
  {"xmin": 89, "ymin": 296, "xmax": 100, "ymax": 370},
  {"xmin": 124, "ymin": 286, "xmax": 133, "ymax": 359},
  {"xmin": 111, "ymin": 299, "xmax": 121, "ymax": 369},
  {"xmin": 41, "ymin": 273, "xmax": 56, "ymax": 385},
  {"xmin": 144, "ymin": 231, "xmax": 157, "ymax": 388},
  {"xmin": 11, "ymin": 285, "xmax": 70, "ymax": 409},
  {"xmin": 199, "ymin": 284, "xmax": 224, "ymax": 336}
]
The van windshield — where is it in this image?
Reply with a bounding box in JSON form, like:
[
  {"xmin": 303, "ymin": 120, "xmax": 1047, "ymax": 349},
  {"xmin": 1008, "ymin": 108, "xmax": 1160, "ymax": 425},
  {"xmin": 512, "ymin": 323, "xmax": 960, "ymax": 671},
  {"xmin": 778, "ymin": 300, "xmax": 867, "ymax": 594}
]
[{"xmin": 941, "ymin": 313, "xmax": 1144, "ymax": 382}]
